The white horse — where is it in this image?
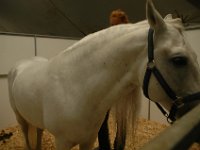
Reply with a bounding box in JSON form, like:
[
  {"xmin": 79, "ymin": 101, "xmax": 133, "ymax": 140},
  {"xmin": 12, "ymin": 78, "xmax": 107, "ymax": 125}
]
[{"xmin": 8, "ymin": 0, "xmax": 200, "ymax": 149}]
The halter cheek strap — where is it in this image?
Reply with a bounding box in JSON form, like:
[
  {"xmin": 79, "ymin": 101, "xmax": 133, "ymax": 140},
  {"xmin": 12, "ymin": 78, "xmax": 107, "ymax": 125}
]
[
  {"xmin": 143, "ymin": 28, "xmax": 200, "ymax": 123},
  {"xmin": 143, "ymin": 29, "xmax": 177, "ymax": 100}
]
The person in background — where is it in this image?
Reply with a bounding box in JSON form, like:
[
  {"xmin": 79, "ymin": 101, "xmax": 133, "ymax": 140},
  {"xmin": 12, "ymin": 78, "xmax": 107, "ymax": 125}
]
[
  {"xmin": 109, "ymin": 9, "xmax": 129, "ymax": 26},
  {"xmin": 98, "ymin": 9, "xmax": 130, "ymax": 150}
]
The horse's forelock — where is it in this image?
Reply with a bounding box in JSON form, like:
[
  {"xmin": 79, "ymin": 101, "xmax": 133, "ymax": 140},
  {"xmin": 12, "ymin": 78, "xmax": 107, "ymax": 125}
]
[{"xmin": 166, "ymin": 18, "xmax": 184, "ymax": 32}]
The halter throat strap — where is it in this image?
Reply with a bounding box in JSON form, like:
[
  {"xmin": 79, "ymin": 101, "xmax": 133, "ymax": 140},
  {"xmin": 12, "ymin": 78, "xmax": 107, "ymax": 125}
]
[{"xmin": 142, "ymin": 28, "xmax": 200, "ymax": 123}]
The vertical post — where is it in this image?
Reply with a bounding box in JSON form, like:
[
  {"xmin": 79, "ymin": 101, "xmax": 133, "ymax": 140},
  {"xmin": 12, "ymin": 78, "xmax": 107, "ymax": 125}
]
[
  {"xmin": 34, "ymin": 35, "xmax": 37, "ymax": 56},
  {"xmin": 148, "ymin": 100, "xmax": 151, "ymax": 120}
]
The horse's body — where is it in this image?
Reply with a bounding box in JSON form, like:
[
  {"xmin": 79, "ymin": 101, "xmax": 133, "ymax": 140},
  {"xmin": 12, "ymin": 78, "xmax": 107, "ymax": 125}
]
[
  {"xmin": 8, "ymin": 0, "xmax": 200, "ymax": 150},
  {"xmin": 9, "ymin": 23, "xmax": 145, "ymax": 149}
]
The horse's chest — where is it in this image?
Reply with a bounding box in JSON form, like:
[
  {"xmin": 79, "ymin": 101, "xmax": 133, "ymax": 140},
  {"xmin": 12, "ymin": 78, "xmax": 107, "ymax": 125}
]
[{"xmin": 13, "ymin": 71, "xmax": 45, "ymax": 128}]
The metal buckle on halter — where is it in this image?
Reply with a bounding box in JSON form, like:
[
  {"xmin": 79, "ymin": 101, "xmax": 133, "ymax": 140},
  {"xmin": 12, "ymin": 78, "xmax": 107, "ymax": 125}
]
[
  {"xmin": 147, "ymin": 60, "xmax": 155, "ymax": 69},
  {"xmin": 166, "ymin": 97, "xmax": 184, "ymax": 124},
  {"xmin": 167, "ymin": 117, "xmax": 173, "ymax": 124},
  {"xmin": 173, "ymin": 96, "xmax": 184, "ymax": 108}
]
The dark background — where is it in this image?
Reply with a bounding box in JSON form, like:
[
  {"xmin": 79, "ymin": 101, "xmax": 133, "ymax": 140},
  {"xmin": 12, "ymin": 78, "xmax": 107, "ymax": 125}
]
[{"xmin": 0, "ymin": 0, "xmax": 199, "ymax": 38}]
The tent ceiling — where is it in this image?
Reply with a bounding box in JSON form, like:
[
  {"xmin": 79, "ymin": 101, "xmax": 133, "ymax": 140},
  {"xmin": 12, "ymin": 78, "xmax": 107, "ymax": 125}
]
[{"xmin": 0, "ymin": 0, "xmax": 199, "ymax": 38}]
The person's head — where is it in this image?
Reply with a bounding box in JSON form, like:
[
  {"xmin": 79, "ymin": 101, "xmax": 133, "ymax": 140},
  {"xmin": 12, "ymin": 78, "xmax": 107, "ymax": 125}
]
[{"xmin": 109, "ymin": 9, "xmax": 129, "ymax": 26}]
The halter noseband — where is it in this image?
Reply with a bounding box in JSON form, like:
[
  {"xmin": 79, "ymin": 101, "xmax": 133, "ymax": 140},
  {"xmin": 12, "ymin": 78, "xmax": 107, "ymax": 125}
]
[{"xmin": 143, "ymin": 28, "xmax": 200, "ymax": 123}]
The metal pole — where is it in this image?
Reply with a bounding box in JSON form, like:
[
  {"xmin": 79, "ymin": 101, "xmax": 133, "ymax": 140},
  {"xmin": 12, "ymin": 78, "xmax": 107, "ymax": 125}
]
[{"xmin": 34, "ymin": 35, "xmax": 37, "ymax": 56}]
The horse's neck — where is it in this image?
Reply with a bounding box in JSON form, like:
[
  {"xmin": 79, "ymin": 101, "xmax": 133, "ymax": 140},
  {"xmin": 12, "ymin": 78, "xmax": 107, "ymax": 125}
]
[
  {"xmin": 94, "ymin": 24, "xmax": 149, "ymax": 85},
  {"xmin": 52, "ymin": 24, "xmax": 148, "ymax": 86},
  {"xmin": 47, "ymin": 24, "xmax": 149, "ymax": 116}
]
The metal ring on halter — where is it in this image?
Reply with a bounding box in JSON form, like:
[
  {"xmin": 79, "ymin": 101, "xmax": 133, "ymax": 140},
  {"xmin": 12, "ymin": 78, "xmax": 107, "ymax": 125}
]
[
  {"xmin": 164, "ymin": 112, "xmax": 169, "ymax": 118},
  {"xmin": 167, "ymin": 117, "xmax": 173, "ymax": 124},
  {"xmin": 147, "ymin": 60, "xmax": 155, "ymax": 69}
]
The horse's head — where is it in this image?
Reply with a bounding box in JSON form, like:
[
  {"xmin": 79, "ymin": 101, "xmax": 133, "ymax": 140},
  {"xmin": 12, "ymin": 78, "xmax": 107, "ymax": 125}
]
[{"xmin": 144, "ymin": 0, "xmax": 200, "ymax": 122}]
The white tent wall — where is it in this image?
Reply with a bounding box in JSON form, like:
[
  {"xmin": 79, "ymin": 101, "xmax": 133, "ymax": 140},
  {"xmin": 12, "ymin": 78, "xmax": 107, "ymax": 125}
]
[
  {"xmin": 0, "ymin": 35, "xmax": 78, "ymax": 129},
  {"xmin": 0, "ymin": 29, "xmax": 199, "ymax": 129}
]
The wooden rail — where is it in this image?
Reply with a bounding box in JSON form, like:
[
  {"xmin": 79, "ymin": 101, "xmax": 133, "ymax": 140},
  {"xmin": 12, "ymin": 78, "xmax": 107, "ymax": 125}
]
[{"xmin": 140, "ymin": 104, "xmax": 200, "ymax": 150}]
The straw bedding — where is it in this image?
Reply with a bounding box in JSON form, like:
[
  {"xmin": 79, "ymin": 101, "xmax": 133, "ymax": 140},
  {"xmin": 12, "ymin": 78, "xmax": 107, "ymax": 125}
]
[{"xmin": 0, "ymin": 118, "xmax": 199, "ymax": 150}]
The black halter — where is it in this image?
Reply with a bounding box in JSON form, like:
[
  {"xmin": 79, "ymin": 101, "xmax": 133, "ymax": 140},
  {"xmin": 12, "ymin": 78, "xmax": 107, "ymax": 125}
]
[{"xmin": 143, "ymin": 28, "xmax": 200, "ymax": 123}]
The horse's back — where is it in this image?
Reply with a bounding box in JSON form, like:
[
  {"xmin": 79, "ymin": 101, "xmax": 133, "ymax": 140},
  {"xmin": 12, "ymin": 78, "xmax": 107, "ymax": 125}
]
[{"xmin": 8, "ymin": 56, "xmax": 48, "ymax": 128}]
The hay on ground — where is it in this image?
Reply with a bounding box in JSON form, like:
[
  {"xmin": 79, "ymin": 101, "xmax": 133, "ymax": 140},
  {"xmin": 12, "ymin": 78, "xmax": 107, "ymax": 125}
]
[{"xmin": 0, "ymin": 118, "xmax": 199, "ymax": 150}]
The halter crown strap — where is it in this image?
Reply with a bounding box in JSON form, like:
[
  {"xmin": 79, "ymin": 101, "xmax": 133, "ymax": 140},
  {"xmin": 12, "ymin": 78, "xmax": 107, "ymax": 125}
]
[{"xmin": 147, "ymin": 28, "xmax": 154, "ymax": 61}]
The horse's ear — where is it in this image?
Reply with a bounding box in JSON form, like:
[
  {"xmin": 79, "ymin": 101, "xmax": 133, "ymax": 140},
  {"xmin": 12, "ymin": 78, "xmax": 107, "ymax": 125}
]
[
  {"xmin": 146, "ymin": 0, "xmax": 166, "ymax": 31},
  {"xmin": 164, "ymin": 14, "xmax": 173, "ymax": 20}
]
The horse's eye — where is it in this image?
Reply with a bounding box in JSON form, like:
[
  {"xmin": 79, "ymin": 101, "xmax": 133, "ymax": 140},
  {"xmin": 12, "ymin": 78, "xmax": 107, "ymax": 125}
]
[{"xmin": 171, "ymin": 56, "xmax": 188, "ymax": 67}]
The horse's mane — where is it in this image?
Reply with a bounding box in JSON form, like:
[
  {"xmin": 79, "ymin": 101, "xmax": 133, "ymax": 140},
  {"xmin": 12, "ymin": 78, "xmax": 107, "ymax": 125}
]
[
  {"xmin": 59, "ymin": 18, "xmax": 183, "ymax": 57},
  {"xmin": 61, "ymin": 21, "xmax": 148, "ymax": 53},
  {"xmin": 78, "ymin": 17, "xmax": 183, "ymax": 45}
]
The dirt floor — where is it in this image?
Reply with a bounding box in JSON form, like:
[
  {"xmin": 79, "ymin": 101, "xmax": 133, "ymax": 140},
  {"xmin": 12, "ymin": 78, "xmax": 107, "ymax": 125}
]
[{"xmin": 0, "ymin": 118, "xmax": 199, "ymax": 150}]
